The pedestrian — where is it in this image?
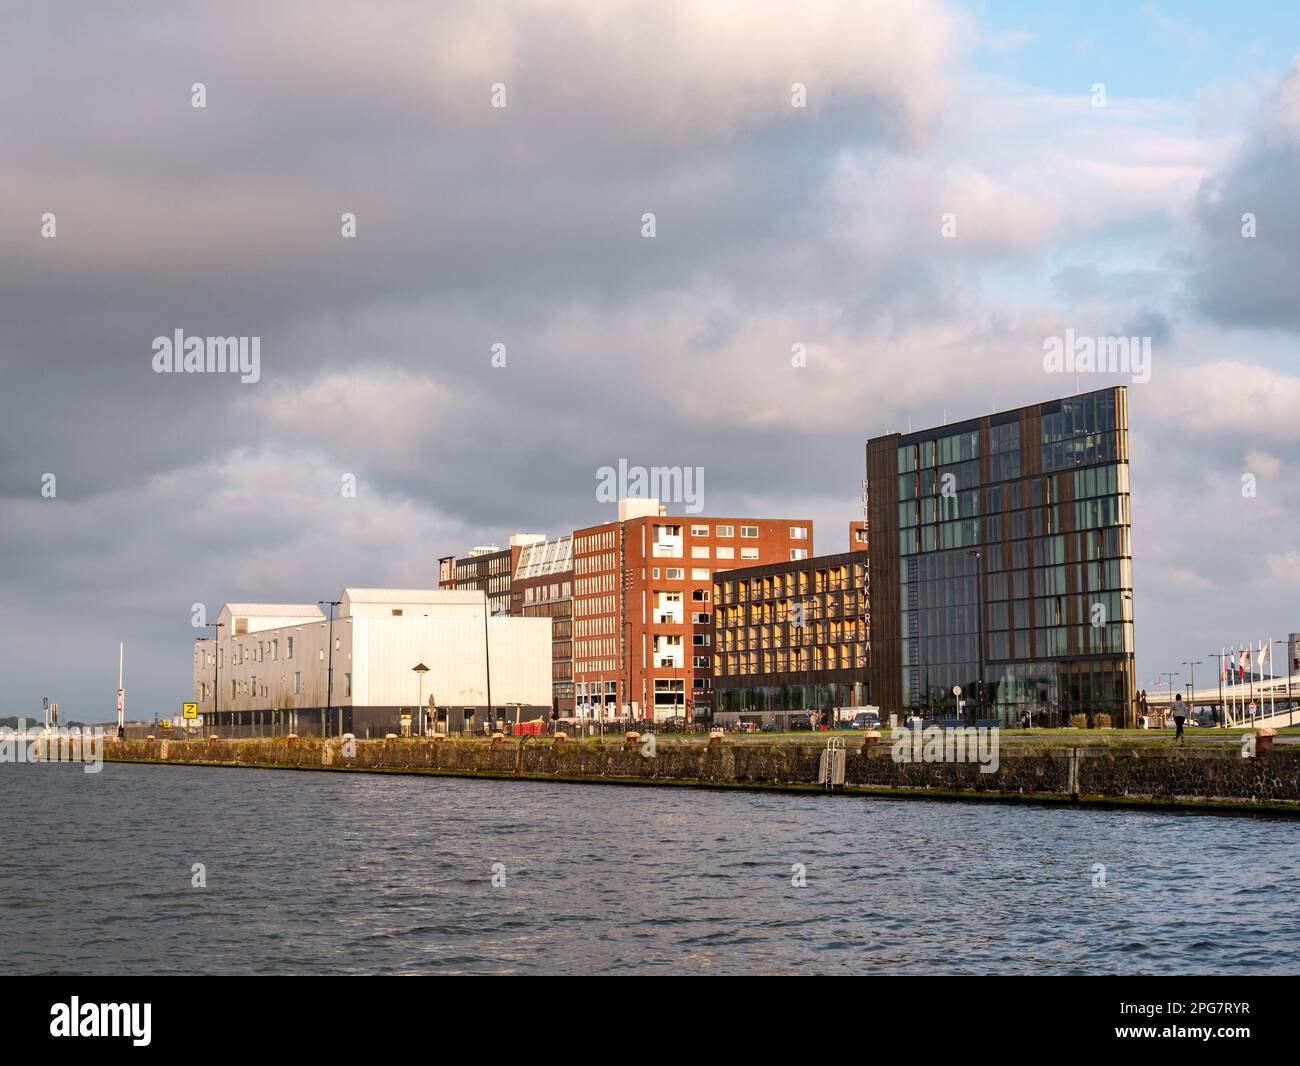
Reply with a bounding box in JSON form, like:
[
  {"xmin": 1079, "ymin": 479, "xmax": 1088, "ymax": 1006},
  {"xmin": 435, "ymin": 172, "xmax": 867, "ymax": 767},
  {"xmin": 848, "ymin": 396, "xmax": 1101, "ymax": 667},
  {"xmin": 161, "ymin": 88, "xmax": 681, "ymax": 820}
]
[{"xmin": 1173, "ymin": 694, "xmax": 1187, "ymax": 740}]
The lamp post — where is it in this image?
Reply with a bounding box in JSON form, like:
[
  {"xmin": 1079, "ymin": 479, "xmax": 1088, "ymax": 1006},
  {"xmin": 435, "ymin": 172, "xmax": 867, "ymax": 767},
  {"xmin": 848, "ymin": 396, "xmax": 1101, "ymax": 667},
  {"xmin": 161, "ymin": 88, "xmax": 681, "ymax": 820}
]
[
  {"xmin": 1160, "ymin": 672, "xmax": 1179, "ymax": 722},
  {"xmin": 1181, "ymin": 660, "xmax": 1201, "ymax": 721},
  {"xmin": 1210, "ymin": 651, "xmax": 1226, "ymax": 726},
  {"xmin": 412, "ymin": 663, "xmax": 429, "ymax": 737},
  {"xmin": 319, "ymin": 599, "xmax": 341, "ymax": 736},
  {"xmin": 201, "ymin": 621, "xmax": 224, "ymax": 733},
  {"xmin": 1274, "ymin": 640, "xmax": 1291, "ymax": 708},
  {"xmin": 482, "ymin": 594, "xmax": 496, "ymax": 736},
  {"xmin": 965, "ymin": 549, "xmax": 984, "ymax": 726}
]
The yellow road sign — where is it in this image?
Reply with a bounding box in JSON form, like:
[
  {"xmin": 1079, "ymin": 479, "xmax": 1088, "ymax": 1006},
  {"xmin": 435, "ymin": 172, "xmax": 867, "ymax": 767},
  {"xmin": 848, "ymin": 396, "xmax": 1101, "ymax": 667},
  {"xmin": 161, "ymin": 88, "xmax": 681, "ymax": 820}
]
[{"xmin": 182, "ymin": 702, "xmax": 198, "ymax": 720}]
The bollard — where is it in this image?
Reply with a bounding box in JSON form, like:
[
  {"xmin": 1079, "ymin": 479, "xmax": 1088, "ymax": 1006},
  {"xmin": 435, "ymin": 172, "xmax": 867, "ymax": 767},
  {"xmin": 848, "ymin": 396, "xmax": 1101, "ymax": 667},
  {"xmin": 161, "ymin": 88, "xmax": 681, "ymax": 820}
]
[
  {"xmin": 145, "ymin": 735, "xmax": 155, "ymax": 742},
  {"xmin": 286, "ymin": 734, "xmax": 298, "ymax": 743},
  {"xmin": 861, "ymin": 729, "xmax": 881, "ymax": 751},
  {"xmin": 384, "ymin": 733, "xmax": 398, "ymax": 741},
  {"xmin": 554, "ymin": 732, "xmax": 568, "ymax": 743},
  {"xmin": 1255, "ymin": 728, "xmax": 1277, "ymax": 756},
  {"xmin": 208, "ymin": 735, "xmax": 219, "ymax": 742}
]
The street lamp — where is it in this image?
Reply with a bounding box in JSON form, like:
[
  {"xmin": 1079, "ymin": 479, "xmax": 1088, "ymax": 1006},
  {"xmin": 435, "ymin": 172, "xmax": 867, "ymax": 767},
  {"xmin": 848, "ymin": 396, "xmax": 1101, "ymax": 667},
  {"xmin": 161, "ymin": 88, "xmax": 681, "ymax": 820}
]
[
  {"xmin": 965, "ymin": 550, "xmax": 984, "ymax": 726},
  {"xmin": 412, "ymin": 663, "xmax": 429, "ymax": 737},
  {"xmin": 1159, "ymin": 672, "xmax": 1179, "ymax": 723},
  {"xmin": 1274, "ymin": 640, "xmax": 1292, "ymax": 707},
  {"xmin": 1209, "ymin": 651, "xmax": 1226, "ymax": 726},
  {"xmin": 200, "ymin": 621, "xmax": 224, "ymax": 733},
  {"xmin": 1181, "ymin": 660, "xmax": 1201, "ymax": 722},
  {"xmin": 319, "ymin": 599, "xmax": 342, "ymax": 737}
]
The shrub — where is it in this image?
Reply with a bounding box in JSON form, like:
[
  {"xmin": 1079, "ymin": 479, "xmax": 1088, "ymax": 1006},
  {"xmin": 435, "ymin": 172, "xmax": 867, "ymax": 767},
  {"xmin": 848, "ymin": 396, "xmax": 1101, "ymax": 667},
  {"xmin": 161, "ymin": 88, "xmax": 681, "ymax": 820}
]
[
  {"xmin": 1068, "ymin": 714, "xmax": 1088, "ymax": 729},
  {"xmin": 1094, "ymin": 713, "xmax": 1112, "ymax": 729}
]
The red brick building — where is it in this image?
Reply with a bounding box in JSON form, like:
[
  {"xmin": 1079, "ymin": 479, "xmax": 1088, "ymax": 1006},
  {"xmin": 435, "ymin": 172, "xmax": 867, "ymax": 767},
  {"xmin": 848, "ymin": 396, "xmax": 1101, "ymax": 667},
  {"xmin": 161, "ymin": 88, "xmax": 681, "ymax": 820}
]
[{"xmin": 572, "ymin": 499, "xmax": 813, "ymax": 721}]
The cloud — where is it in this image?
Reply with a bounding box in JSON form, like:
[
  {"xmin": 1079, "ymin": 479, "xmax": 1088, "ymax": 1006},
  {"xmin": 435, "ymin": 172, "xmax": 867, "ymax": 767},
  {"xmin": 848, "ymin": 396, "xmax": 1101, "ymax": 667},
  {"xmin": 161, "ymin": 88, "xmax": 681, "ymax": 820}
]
[{"xmin": 1191, "ymin": 57, "xmax": 1300, "ymax": 329}]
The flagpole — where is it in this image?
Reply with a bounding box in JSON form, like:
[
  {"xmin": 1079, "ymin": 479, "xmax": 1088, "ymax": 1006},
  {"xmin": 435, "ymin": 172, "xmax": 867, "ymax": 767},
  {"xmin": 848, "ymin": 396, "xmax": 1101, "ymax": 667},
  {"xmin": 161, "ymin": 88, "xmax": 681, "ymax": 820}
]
[
  {"xmin": 1234, "ymin": 644, "xmax": 1242, "ymax": 722},
  {"xmin": 1229, "ymin": 645, "xmax": 1235, "ymax": 724},
  {"xmin": 1218, "ymin": 648, "xmax": 1225, "ymax": 727},
  {"xmin": 1270, "ymin": 636, "xmax": 1276, "ymax": 717},
  {"xmin": 1242, "ymin": 637, "xmax": 1253, "ymax": 712}
]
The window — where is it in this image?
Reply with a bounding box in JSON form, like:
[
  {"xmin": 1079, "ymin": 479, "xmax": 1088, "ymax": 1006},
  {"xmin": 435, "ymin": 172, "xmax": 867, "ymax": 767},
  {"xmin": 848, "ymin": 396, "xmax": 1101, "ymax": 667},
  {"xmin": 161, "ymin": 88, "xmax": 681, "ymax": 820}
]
[
  {"xmin": 740, "ymin": 525, "xmax": 759, "ymax": 538},
  {"xmin": 741, "ymin": 547, "xmax": 759, "ymax": 560},
  {"xmin": 652, "ymin": 568, "xmax": 660, "ymax": 579},
  {"xmin": 293, "ymin": 672, "xmax": 302, "ymax": 694},
  {"xmin": 691, "ymin": 546, "xmax": 710, "ymax": 558},
  {"xmin": 693, "ymin": 634, "xmax": 711, "ymax": 646},
  {"xmin": 271, "ymin": 639, "xmax": 278, "ymax": 660},
  {"xmin": 344, "ymin": 673, "xmax": 352, "ymax": 697},
  {"xmin": 691, "ymin": 524, "xmax": 709, "ymax": 536},
  {"xmin": 790, "ymin": 548, "xmax": 809, "ymax": 560},
  {"xmin": 692, "ymin": 612, "xmax": 710, "ymax": 625},
  {"xmin": 716, "ymin": 525, "xmax": 734, "ymax": 537},
  {"xmin": 716, "ymin": 546, "xmax": 734, "ymax": 559},
  {"xmin": 319, "ymin": 649, "xmax": 325, "ymax": 661},
  {"xmin": 287, "ymin": 636, "xmax": 294, "ymax": 659},
  {"xmin": 392, "ymin": 609, "xmax": 403, "ymax": 616},
  {"xmin": 693, "ymin": 655, "xmax": 711, "ymax": 669},
  {"xmin": 666, "ymin": 568, "xmax": 684, "ymax": 580},
  {"xmin": 691, "ymin": 568, "xmax": 710, "ymax": 580},
  {"xmin": 789, "ymin": 526, "xmax": 808, "ymax": 539}
]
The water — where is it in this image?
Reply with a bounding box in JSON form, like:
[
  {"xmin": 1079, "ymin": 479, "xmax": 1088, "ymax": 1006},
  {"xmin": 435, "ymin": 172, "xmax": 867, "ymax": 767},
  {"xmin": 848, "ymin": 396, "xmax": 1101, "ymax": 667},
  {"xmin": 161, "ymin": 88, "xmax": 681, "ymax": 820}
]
[{"xmin": 3, "ymin": 761, "xmax": 1297, "ymax": 975}]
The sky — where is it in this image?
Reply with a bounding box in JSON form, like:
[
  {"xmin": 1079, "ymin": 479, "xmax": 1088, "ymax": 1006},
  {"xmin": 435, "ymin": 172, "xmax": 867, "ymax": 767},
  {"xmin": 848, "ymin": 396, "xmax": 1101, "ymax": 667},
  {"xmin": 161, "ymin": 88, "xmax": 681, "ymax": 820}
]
[{"xmin": 2, "ymin": 1, "xmax": 1298, "ymax": 722}]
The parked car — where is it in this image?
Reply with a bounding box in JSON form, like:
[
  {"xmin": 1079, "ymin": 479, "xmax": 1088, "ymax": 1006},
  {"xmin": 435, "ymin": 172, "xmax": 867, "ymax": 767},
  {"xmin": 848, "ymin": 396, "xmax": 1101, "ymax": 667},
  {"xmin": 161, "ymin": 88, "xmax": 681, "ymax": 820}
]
[
  {"xmin": 851, "ymin": 711, "xmax": 881, "ymax": 730},
  {"xmin": 787, "ymin": 713, "xmax": 812, "ymax": 730}
]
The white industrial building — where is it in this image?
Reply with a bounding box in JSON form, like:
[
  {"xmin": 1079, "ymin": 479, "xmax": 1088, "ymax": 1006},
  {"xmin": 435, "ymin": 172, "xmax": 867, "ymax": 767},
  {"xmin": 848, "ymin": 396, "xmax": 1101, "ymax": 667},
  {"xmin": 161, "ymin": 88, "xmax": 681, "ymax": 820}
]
[{"xmin": 193, "ymin": 589, "xmax": 552, "ymax": 737}]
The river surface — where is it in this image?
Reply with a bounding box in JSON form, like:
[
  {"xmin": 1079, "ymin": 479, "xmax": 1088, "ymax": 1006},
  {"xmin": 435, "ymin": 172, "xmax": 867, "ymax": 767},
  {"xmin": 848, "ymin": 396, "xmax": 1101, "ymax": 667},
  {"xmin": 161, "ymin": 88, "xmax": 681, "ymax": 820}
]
[{"xmin": 3, "ymin": 761, "xmax": 1297, "ymax": 975}]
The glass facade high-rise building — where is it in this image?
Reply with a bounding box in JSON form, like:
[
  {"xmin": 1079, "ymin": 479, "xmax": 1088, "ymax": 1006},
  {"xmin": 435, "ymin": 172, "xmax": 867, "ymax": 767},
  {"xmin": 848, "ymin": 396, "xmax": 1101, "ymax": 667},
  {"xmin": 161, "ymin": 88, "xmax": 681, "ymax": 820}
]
[{"xmin": 866, "ymin": 386, "xmax": 1134, "ymax": 726}]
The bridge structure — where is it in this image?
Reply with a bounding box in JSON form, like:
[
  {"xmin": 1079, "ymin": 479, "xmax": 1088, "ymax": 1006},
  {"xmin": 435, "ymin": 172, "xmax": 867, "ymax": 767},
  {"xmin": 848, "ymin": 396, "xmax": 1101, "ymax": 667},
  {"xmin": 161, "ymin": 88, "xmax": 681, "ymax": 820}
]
[{"xmin": 1146, "ymin": 672, "xmax": 1299, "ymax": 729}]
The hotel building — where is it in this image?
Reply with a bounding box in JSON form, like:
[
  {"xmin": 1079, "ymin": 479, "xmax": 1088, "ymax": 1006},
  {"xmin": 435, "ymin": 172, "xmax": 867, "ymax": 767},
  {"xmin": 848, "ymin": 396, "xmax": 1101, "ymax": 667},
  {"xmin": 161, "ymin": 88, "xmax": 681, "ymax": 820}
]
[
  {"xmin": 712, "ymin": 543, "xmax": 872, "ymax": 724},
  {"xmin": 571, "ymin": 499, "xmax": 814, "ymax": 721},
  {"xmin": 866, "ymin": 386, "xmax": 1135, "ymax": 726}
]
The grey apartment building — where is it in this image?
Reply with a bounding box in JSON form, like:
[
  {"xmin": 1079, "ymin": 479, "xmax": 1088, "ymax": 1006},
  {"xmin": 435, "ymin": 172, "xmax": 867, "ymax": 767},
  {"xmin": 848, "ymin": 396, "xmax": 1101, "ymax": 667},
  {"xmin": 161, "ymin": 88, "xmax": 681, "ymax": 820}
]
[{"xmin": 866, "ymin": 386, "xmax": 1134, "ymax": 726}]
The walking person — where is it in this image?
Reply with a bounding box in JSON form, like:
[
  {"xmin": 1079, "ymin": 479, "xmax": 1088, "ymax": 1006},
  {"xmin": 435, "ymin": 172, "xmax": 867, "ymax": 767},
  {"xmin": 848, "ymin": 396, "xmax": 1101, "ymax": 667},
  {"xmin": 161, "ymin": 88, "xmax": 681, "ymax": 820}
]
[{"xmin": 1173, "ymin": 694, "xmax": 1187, "ymax": 741}]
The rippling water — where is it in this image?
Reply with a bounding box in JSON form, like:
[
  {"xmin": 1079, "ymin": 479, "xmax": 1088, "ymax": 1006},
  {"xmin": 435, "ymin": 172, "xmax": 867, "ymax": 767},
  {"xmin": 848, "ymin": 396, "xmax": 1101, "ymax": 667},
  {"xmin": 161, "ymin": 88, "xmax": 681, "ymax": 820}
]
[{"xmin": 3, "ymin": 761, "xmax": 1297, "ymax": 974}]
